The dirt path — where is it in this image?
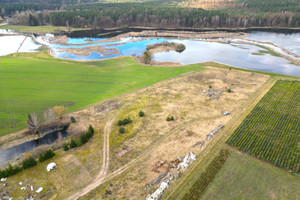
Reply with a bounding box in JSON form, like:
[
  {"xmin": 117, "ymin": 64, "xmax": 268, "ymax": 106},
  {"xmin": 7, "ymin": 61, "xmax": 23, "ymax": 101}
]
[
  {"xmin": 74, "ymin": 77, "xmax": 279, "ymax": 200},
  {"xmin": 66, "ymin": 76, "xmax": 278, "ymax": 199},
  {"xmin": 66, "ymin": 116, "xmax": 115, "ymax": 200}
]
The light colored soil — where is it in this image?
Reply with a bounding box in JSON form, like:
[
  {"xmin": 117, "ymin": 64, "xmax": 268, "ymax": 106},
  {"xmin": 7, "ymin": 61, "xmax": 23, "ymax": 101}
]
[
  {"xmin": 119, "ymin": 30, "xmax": 248, "ymax": 40},
  {"xmin": 64, "ymin": 45, "xmax": 120, "ymax": 57},
  {"xmin": 2, "ymin": 66, "xmax": 272, "ymax": 200},
  {"xmin": 73, "ymin": 66, "xmax": 269, "ymax": 200}
]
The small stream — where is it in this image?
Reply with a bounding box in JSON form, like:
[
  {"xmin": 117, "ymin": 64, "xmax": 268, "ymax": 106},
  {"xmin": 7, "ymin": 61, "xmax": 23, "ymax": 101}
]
[{"xmin": 0, "ymin": 126, "xmax": 68, "ymax": 164}]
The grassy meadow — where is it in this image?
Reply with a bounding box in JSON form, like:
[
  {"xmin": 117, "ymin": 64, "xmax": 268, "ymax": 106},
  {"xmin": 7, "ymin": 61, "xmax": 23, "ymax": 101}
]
[
  {"xmin": 0, "ymin": 51, "xmax": 202, "ymax": 136},
  {"xmin": 200, "ymin": 150, "xmax": 300, "ymax": 200},
  {"xmin": 0, "ymin": 25, "xmax": 89, "ymax": 34}
]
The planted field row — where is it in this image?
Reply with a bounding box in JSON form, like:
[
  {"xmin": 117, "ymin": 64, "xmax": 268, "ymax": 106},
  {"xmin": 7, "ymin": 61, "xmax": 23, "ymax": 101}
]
[
  {"xmin": 181, "ymin": 149, "xmax": 230, "ymax": 200},
  {"xmin": 227, "ymin": 80, "xmax": 300, "ymax": 174}
]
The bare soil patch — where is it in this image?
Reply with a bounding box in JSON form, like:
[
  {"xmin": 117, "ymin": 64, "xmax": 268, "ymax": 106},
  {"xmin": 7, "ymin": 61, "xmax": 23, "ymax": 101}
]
[{"xmin": 76, "ymin": 66, "xmax": 269, "ymax": 200}]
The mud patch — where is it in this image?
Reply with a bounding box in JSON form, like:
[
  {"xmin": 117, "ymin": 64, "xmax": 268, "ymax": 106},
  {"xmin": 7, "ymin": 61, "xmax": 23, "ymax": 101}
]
[
  {"xmin": 63, "ymin": 45, "xmax": 120, "ymax": 57},
  {"xmin": 94, "ymin": 100, "xmax": 123, "ymax": 115},
  {"xmin": 115, "ymin": 146, "xmax": 131, "ymax": 158}
]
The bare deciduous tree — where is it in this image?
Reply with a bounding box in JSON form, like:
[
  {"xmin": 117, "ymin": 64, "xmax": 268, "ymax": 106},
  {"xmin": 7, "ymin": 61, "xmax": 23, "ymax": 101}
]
[
  {"xmin": 27, "ymin": 112, "xmax": 40, "ymax": 134},
  {"xmin": 43, "ymin": 107, "xmax": 56, "ymax": 123}
]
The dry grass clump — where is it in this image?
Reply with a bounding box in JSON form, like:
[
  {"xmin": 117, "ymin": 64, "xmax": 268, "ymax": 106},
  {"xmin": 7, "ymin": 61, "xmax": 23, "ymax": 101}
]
[{"xmin": 67, "ymin": 123, "xmax": 89, "ymax": 140}]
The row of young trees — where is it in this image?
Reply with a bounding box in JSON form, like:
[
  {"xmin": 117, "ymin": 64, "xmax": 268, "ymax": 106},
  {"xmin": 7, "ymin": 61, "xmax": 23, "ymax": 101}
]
[
  {"xmin": 181, "ymin": 149, "xmax": 230, "ymax": 200},
  {"xmin": 227, "ymin": 80, "xmax": 300, "ymax": 174},
  {"xmin": 0, "ymin": 149, "xmax": 55, "ymax": 179}
]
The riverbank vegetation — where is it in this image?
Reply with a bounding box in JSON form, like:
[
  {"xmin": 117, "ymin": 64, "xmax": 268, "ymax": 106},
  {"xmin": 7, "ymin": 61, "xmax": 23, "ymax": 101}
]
[
  {"xmin": 0, "ymin": 148, "xmax": 55, "ymax": 179},
  {"xmin": 141, "ymin": 41, "xmax": 186, "ymax": 64},
  {"xmin": 1, "ymin": 0, "xmax": 299, "ymax": 29}
]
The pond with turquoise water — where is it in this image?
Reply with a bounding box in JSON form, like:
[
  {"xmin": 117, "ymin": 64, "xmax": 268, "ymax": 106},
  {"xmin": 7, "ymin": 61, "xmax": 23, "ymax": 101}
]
[{"xmin": 1, "ymin": 30, "xmax": 299, "ymax": 77}]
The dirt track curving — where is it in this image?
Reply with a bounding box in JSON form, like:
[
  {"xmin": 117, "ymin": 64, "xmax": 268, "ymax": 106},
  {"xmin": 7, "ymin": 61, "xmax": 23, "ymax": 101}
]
[{"xmin": 66, "ymin": 116, "xmax": 115, "ymax": 200}]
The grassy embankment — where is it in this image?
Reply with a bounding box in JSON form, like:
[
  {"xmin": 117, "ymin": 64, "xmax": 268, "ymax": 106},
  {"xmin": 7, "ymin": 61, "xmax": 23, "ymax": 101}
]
[
  {"xmin": 0, "ymin": 50, "xmax": 202, "ymax": 136},
  {"xmin": 0, "ymin": 25, "xmax": 89, "ymax": 34}
]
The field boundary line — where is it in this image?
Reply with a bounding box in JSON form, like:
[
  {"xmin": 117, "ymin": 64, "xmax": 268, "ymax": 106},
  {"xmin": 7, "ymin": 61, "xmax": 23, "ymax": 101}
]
[
  {"xmin": 79, "ymin": 76, "xmax": 278, "ymax": 199},
  {"xmin": 163, "ymin": 76, "xmax": 278, "ymax": 200}
]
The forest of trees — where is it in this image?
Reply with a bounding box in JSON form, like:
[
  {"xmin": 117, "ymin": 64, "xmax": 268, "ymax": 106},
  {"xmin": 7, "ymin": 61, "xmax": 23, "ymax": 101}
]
[{"xmin": 1, "ymin": 0, "xmax": 299, "ymax": 28}]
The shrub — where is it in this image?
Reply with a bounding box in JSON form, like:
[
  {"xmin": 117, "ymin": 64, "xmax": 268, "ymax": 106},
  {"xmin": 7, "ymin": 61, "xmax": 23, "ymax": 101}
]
[
  {"xmin": 63, "ymin": 143, "xmax": 69, "ymax": 151},
  {"xmin": 139, "ymin": 110, "xmax": 145, "ymax": 117},
  {"xmin": 227, "ymin": 88, "xmax": 232, "ymax": 93},
  {"xmin": 39, "ymin": 149, "xmax": 55, "ymax": 162},
  {"xmin": 0, "ymin": 164, "xmax": 21, "ymax": 179},
  {"xmin": 209, "ymin": 85, "xmax": 212, "ymax": 88},
  {"xmin": 80, "ymin": 133, "xmax": 88, "ymax": 144},
  {"xmin": 70, "ymin": 116, "xmax": 76, "ymax": 123},
  {"xmin": 142, "ymin": 50, "xmax": 152, "ymax": 64},
  {"xmin": 31, "ymin": 145, "xmax": 48, "ymax": 159},
  {"xmin": 187, "ymin": 131, "xmax": 195, "ymax": 136},
  {"xmin": 79, "ymin": 125, "xmax": 95, "ymax": 144},
  {"xmin": 22, "ymin": 157, "xmax": 37, "ymax": 169},
  {"xmin": 175, "ymin": 43, "xmax": 186, "ymax": 53},
  {"xmin": 119, "ymin": 127, "xmax": 125, "ymax": 134},
  {"xmin": 53, "ymin": 106, "xmax": 67, "ymax": 119},
  {"xmin": 87, "ymin": 125, "xmax": 94, "ymax": 135},
  {"xmin": 117, "ymin": 117, "xmax": 132, "ymax": 126},
  {"xmin": 167, "ymin": 116, "xmax": 175, "ymax": 121},
  {"xmin": 51, "ymin": 139, "xmax": 65, "ymax": 151},
  {"xmin": 70, "ymin": 139, "xmax": 77, "ymax": 148},
  {"xmin": 44, "ymin": 149, "xmax": 55, "ymax": 160}
]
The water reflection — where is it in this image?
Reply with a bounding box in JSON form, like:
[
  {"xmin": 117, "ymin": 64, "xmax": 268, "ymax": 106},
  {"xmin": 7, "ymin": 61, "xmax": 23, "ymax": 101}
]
[
  {"xmin": 246, "ymin": 31, "xmax": 300, "ymax": 55},
  {"xmin": 153, "ymin": 40, "xmax": 300, "ymax": 76}
]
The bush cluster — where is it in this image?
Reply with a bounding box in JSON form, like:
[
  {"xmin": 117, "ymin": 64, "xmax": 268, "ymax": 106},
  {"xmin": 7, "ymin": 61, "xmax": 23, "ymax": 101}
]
[
  {"xmin": 69, "ymin": 139, "xmax": 77, "ymax": 148},
  {"xmin": 39, "ymin": 149, "xmax": 55, "ymax": 162},
  {"xmin": 175, "ymin": 43, "xmax": 186, "ymax": 53},
  {"xmin": 64, "ymin": 125, "xmax": 95, "ymax": 150},
  {"xmin": 0, "ymin": 156, "xmax": 38, "ymax": 179},
  {"xmin": 166, "ymin": 116, "xmax": 175, "ymax": 121},
  {"xmin": 117, "ymin": 117, "xmax": 132, "ymax": 126},
  {"xmin": 63, "ymin": 142, "xmax": 69, "ymax": 151},
  {"xmin": 139, "ymin": 110, "xmax": 145, "ymax": 117},
  {"xmin": 70, "ymin": 116, "xmax": 76, "ymax": 123},
  {"xmin": 80, "ymin": 125, "xmax": 94, "ymax": 144},
  {"xmin": 119, "ymin": 127, "xmax": 125, "ymax": 134},
  {"xmin": 22, "ymin": 156, "xmax": 37, "ymax": 169},
  {"xmin": 0, "ymin": 164, "xmax": 21, "ymax": 179}
]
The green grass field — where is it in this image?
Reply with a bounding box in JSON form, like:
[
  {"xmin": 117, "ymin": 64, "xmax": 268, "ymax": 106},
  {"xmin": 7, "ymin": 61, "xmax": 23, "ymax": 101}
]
[
  {"xmin": 227, "ymin": 80, "xmax": 300, "ymax": 173},
  {"xmin": 0, "ymin": 25, "xmax": 89, "ymax": 33},
  {"xmin": 200, "ymin": 150, "xmax": 300, "ymax": 200},
  {"xmin": 0, "ymin": 51, "xmax": 202, "ymax": 136}
]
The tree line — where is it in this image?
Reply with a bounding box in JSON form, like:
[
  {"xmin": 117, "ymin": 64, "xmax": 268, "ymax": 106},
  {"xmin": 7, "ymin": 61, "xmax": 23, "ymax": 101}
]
[{"xmin": 2, "ymin": 1, "xmax": 300, "ymax": 28}]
